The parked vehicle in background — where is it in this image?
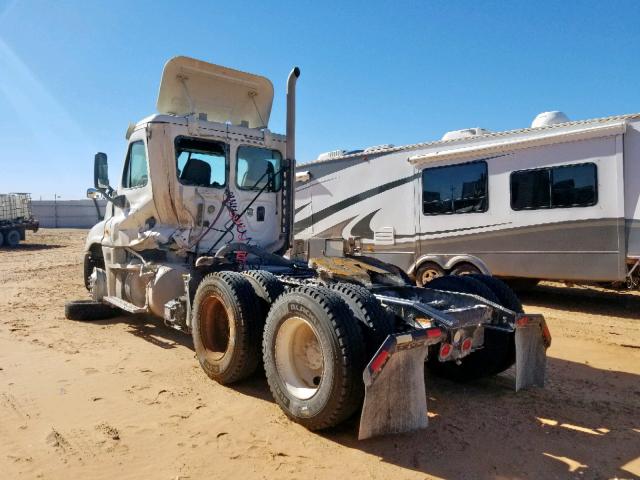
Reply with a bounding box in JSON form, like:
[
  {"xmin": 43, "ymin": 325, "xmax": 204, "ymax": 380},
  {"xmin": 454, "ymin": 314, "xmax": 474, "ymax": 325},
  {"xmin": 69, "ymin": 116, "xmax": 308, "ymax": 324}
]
[
  {"xmin": 0, "ymin": 193, "xmax": 39, "ymax": 247},
  {"xmin": 294, "ymin": 111, "xmax": 640, "ymax": 289}
]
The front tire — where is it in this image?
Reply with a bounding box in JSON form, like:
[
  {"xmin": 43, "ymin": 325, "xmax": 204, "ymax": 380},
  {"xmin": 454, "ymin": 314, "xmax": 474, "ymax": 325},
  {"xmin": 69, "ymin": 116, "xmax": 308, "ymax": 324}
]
[
  {"xmin": 263, "ymin": 286, "xmax": 365, "ymax": 431},
  {"xmin": 191, "ymin": 272, "xmax": 261, "ymax": 384}
]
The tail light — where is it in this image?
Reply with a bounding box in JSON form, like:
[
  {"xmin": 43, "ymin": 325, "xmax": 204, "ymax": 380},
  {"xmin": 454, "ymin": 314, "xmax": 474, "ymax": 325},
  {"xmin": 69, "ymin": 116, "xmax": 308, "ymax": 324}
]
[{"xmin": 439, "ymin": 343, "xmax": 452, "ymax": 360}]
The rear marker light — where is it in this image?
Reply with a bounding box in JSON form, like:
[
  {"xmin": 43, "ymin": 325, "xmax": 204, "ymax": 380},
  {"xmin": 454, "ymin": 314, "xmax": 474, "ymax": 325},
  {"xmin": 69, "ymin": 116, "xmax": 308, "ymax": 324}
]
[
  {"xmin": 461, "ymin": 338, "xmax": 473, "ymax": 352},
  {"xmin": 371, "ymin": 350, "xmax": 389, "ymax": 372},
  {"xmin": 439, "ymin": 343, "xmax": 452, "ymax": 358},
  {"xmin": 427, "ymin": 328, "xmax": 442, "ymax": 339}
]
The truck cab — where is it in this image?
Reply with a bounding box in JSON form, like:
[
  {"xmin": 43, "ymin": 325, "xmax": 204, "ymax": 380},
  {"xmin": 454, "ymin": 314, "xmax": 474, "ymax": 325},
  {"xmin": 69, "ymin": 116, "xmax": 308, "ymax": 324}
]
[{"xmin": 84, "ymin": 57, "xmax": 297, "ymax": 315}]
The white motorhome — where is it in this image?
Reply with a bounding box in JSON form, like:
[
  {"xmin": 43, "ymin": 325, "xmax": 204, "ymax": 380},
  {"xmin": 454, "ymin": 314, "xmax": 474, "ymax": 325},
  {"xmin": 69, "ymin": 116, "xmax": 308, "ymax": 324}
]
[{"xmin": 294, "ymin": 111, "xmax": 640, "ymax": 288}]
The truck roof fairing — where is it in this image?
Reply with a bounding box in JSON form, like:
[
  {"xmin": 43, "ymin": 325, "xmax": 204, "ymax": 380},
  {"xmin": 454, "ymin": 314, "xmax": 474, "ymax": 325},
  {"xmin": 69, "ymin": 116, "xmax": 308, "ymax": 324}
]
[{"xmin": 157, "ymin": 56, "xmax": 274, "ymax": 129}]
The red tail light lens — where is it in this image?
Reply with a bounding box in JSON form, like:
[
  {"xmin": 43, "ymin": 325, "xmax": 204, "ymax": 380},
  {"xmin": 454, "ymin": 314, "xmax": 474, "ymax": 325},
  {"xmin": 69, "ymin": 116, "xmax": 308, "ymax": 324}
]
[
  {"xmin": 439, "ymin": 343, "xmax": 452, "ymax": 359},
  {"xmin": 371, "ymin": 350, "xmax": 389, "ymax": 372}
]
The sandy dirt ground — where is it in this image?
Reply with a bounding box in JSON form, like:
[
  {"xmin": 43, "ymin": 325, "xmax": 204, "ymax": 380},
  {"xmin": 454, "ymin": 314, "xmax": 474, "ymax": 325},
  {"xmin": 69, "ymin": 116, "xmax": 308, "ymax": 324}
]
[{"xmin": 0, "ymin": 229, "xmax": 639, "ymax": 480}]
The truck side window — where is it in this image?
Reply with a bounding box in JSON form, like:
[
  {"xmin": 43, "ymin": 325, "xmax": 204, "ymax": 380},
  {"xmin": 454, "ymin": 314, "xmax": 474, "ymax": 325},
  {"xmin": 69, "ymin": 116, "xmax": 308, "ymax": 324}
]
[
  {"xmin": 422, "ymin": 161, "xmax": 488, "ymax": 215},
  {"xmin": 511, "ymin": 163, "xmax": 597, "ymax": 210},
  {"xmin": 122, "ymin": 141, "xmax": 148, "ymax": 189},
  {"xmin": 175, "ymin": 137, "xmax": 226, "ymax": 188},
  {"xmin": 236, "ymin": 146, "xmax": 282, "ymax": 191}
]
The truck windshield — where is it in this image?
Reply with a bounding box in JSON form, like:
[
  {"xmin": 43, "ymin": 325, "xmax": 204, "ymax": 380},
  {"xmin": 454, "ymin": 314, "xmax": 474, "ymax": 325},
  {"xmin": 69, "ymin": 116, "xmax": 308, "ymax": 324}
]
[
  {"xmin": 175, "ymin": 137, "xmax": 227, "ymax": 188},
  {"xmin": 236, "ymin": 146, "xmax": 282, "ymax": 191}
]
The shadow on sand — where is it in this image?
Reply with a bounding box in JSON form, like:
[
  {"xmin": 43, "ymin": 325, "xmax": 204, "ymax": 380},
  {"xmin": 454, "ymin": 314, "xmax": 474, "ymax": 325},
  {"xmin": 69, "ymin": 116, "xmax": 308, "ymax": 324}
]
[
  {"xmin": 519, "ymin": 283, "xmax": 640, "ymax": 320},
  {"xmin": 0, "ymin": 243, "xmax": 64, "ymax": 251}
]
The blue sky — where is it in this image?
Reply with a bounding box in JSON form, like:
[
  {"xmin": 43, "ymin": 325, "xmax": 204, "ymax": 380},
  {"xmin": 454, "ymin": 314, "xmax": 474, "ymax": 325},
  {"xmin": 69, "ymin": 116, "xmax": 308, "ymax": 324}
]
[{"xmin": 0, "ymin": 0, "xmax": 639, "ymax": 199}]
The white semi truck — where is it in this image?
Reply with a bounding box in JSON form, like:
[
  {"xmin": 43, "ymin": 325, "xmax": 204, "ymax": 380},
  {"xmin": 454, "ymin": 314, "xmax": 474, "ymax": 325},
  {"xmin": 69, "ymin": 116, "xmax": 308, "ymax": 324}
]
[
  {"xmin": 66, "ymin": 56, "xmax": 550, "ymax": 439},
  {"xmin": 0, "ymin": 193, "xmax": 39, "ymax": 247}
]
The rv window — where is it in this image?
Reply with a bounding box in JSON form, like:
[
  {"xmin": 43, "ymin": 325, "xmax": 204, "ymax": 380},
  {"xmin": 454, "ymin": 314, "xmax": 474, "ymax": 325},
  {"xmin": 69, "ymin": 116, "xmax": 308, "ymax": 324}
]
[
  {"xmin": 510, "ymin": 162, "xmax": 597, "ymax": 210},
  {"xmin": 551, "ymin": 163, "xmax": 597, "ymax": 207},
  {"xmin": 122, "ymin": 141, "xmax": 148, "ymax": 189},
  {"xmin": 175, "ymin": 137, "xmax": 227, "ymax": 188},
  {"xmin": 422, "ymin": 161, "xmax": 488, "ymax": 215},
  {"xmin": 236, "ymin": 146, "xmax": 282, "ymax": 191},
  {"xmin": 510, "ymin": 169, "xmax": 550, "ymax": 210}
]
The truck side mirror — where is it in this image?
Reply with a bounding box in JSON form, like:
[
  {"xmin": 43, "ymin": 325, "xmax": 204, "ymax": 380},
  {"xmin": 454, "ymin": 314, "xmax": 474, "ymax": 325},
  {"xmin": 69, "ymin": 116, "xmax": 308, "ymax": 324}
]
[
  {"xmin": 86, "ymin": 188, "xmax": 101, "ymax": 199},
  {"xmin": 94, "ymin": 152, "xmax": 110, "ymax": 190}
]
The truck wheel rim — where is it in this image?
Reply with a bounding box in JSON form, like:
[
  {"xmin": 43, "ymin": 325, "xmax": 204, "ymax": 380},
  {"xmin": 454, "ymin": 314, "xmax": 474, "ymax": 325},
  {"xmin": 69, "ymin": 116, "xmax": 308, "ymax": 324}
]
[
  {"xmin": 275, "ymin": 316, "xmax": 324, "ymax": 400},
  {"xmin": 200, "ymin": 295, "xmax": 230, "ymax": 361}
]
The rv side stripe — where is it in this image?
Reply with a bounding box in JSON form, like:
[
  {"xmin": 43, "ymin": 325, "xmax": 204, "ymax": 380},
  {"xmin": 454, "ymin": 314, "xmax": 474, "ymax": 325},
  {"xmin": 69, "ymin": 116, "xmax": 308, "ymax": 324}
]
[
  {"xmin": 294, "ymin": 173, "xmax": 420, "ymax": 232},
  {"xmin": 294, "ymin": 202, "xmax": 311, "ymax": 215}
]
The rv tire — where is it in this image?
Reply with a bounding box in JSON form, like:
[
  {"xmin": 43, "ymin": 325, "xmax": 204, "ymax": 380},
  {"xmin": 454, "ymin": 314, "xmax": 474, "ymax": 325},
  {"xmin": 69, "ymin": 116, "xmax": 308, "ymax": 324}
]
[
  {"xmin": 263, "ymin": 286, "xmax": 365, "ymax": 431},
  {"xmin": 192, "ymin": 272, "xmax": 261, "ymax": 384}
]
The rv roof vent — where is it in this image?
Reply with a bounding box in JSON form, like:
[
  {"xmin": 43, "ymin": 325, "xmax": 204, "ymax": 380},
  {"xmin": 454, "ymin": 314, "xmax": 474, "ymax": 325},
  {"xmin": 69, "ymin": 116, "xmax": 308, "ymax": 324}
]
[
  {"xmin": 531, "ymin": 111, "xmax": 570, "ymax": 128},
  {"xmin": 441, "ymin": 128, "xmax": 491, "ymax": 141},
  {"xmin": 364, "ymin": 144, "xmax": 395, "ymax": 153},
  {"xmin": 317, "ymin": 149, "xmax": 347, "ymax": 161}
]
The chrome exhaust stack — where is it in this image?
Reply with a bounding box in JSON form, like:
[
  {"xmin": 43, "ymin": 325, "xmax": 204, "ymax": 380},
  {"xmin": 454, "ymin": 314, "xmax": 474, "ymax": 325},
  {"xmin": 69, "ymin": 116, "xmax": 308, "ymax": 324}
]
[
  {"xmin": 286, "ymin": 66, "xmax": 300, "ymax": 163},
  {"xmin": 283, "ymin": 67, "xmax": 300, "ymax": 249}
]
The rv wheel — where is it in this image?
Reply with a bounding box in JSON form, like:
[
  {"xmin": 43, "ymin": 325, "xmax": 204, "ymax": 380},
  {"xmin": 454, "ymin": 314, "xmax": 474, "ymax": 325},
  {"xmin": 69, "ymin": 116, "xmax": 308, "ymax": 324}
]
[
  {"xmin": 416, "ymin": 262, "xmax": 445, "ymax": 286},
  {"xmin": 192, "ymin": 272, "xmax": 261, "ymax": 384},
  {"xmin": 0, "ymin": 231, "xmax": 4, "ymax": 247},
  {"xmin": 262, "ymin": 286, "xmax": 365, "ymax": 430}
]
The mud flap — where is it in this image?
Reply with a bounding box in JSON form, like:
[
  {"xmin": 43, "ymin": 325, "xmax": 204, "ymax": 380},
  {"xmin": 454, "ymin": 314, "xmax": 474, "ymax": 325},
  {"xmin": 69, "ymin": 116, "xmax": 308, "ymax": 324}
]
[
  {"xmin": 514, "ymin": 314, "xmax": 551, "ymax": 391},
  {"xmin": 358, "ymin": 328, "xmax": 442, "ymax": 440}
]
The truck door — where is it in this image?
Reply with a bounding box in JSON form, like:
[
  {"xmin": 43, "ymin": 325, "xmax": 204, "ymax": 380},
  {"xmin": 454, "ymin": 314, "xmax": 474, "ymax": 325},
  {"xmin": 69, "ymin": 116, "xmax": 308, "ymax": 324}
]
[
  {"xmin": 106, "ymin": 131, "xmax": 154, "ymax": 247},
  {"xmin": 173, "ymin": 136, "xmax": 228, "ymax": 253},
  {"xmin": 231, "ymin": 145, "xmax": 285, "ymax": 253}
]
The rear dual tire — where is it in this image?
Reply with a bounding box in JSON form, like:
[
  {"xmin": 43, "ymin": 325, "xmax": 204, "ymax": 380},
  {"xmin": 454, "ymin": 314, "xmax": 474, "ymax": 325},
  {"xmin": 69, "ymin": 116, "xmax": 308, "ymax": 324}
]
[
  {"xmin": 426, "ymin": 275, "xmax": 521, "ymax": 381},
  {"xmin": 191, "ymin": 272, "xmax": 262, "ymax": 384},
  {"xmin": 191, "ymin": 274, "xmax": 381, "ymax": 431},
  {"xmin": 262, "ymin": 286, "xmax": 366, "ymax": 431}
]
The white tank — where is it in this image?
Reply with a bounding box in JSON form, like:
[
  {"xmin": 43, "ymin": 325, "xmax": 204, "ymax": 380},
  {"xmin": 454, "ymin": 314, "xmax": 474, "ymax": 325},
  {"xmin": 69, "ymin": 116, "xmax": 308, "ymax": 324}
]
[
  {"xmin": 441, "ymin": 127, "xmax": 491, "ymax": 141},
  {"xmin": 531, "ymin": 111, "xmax": 570, "ymax": 128}
]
